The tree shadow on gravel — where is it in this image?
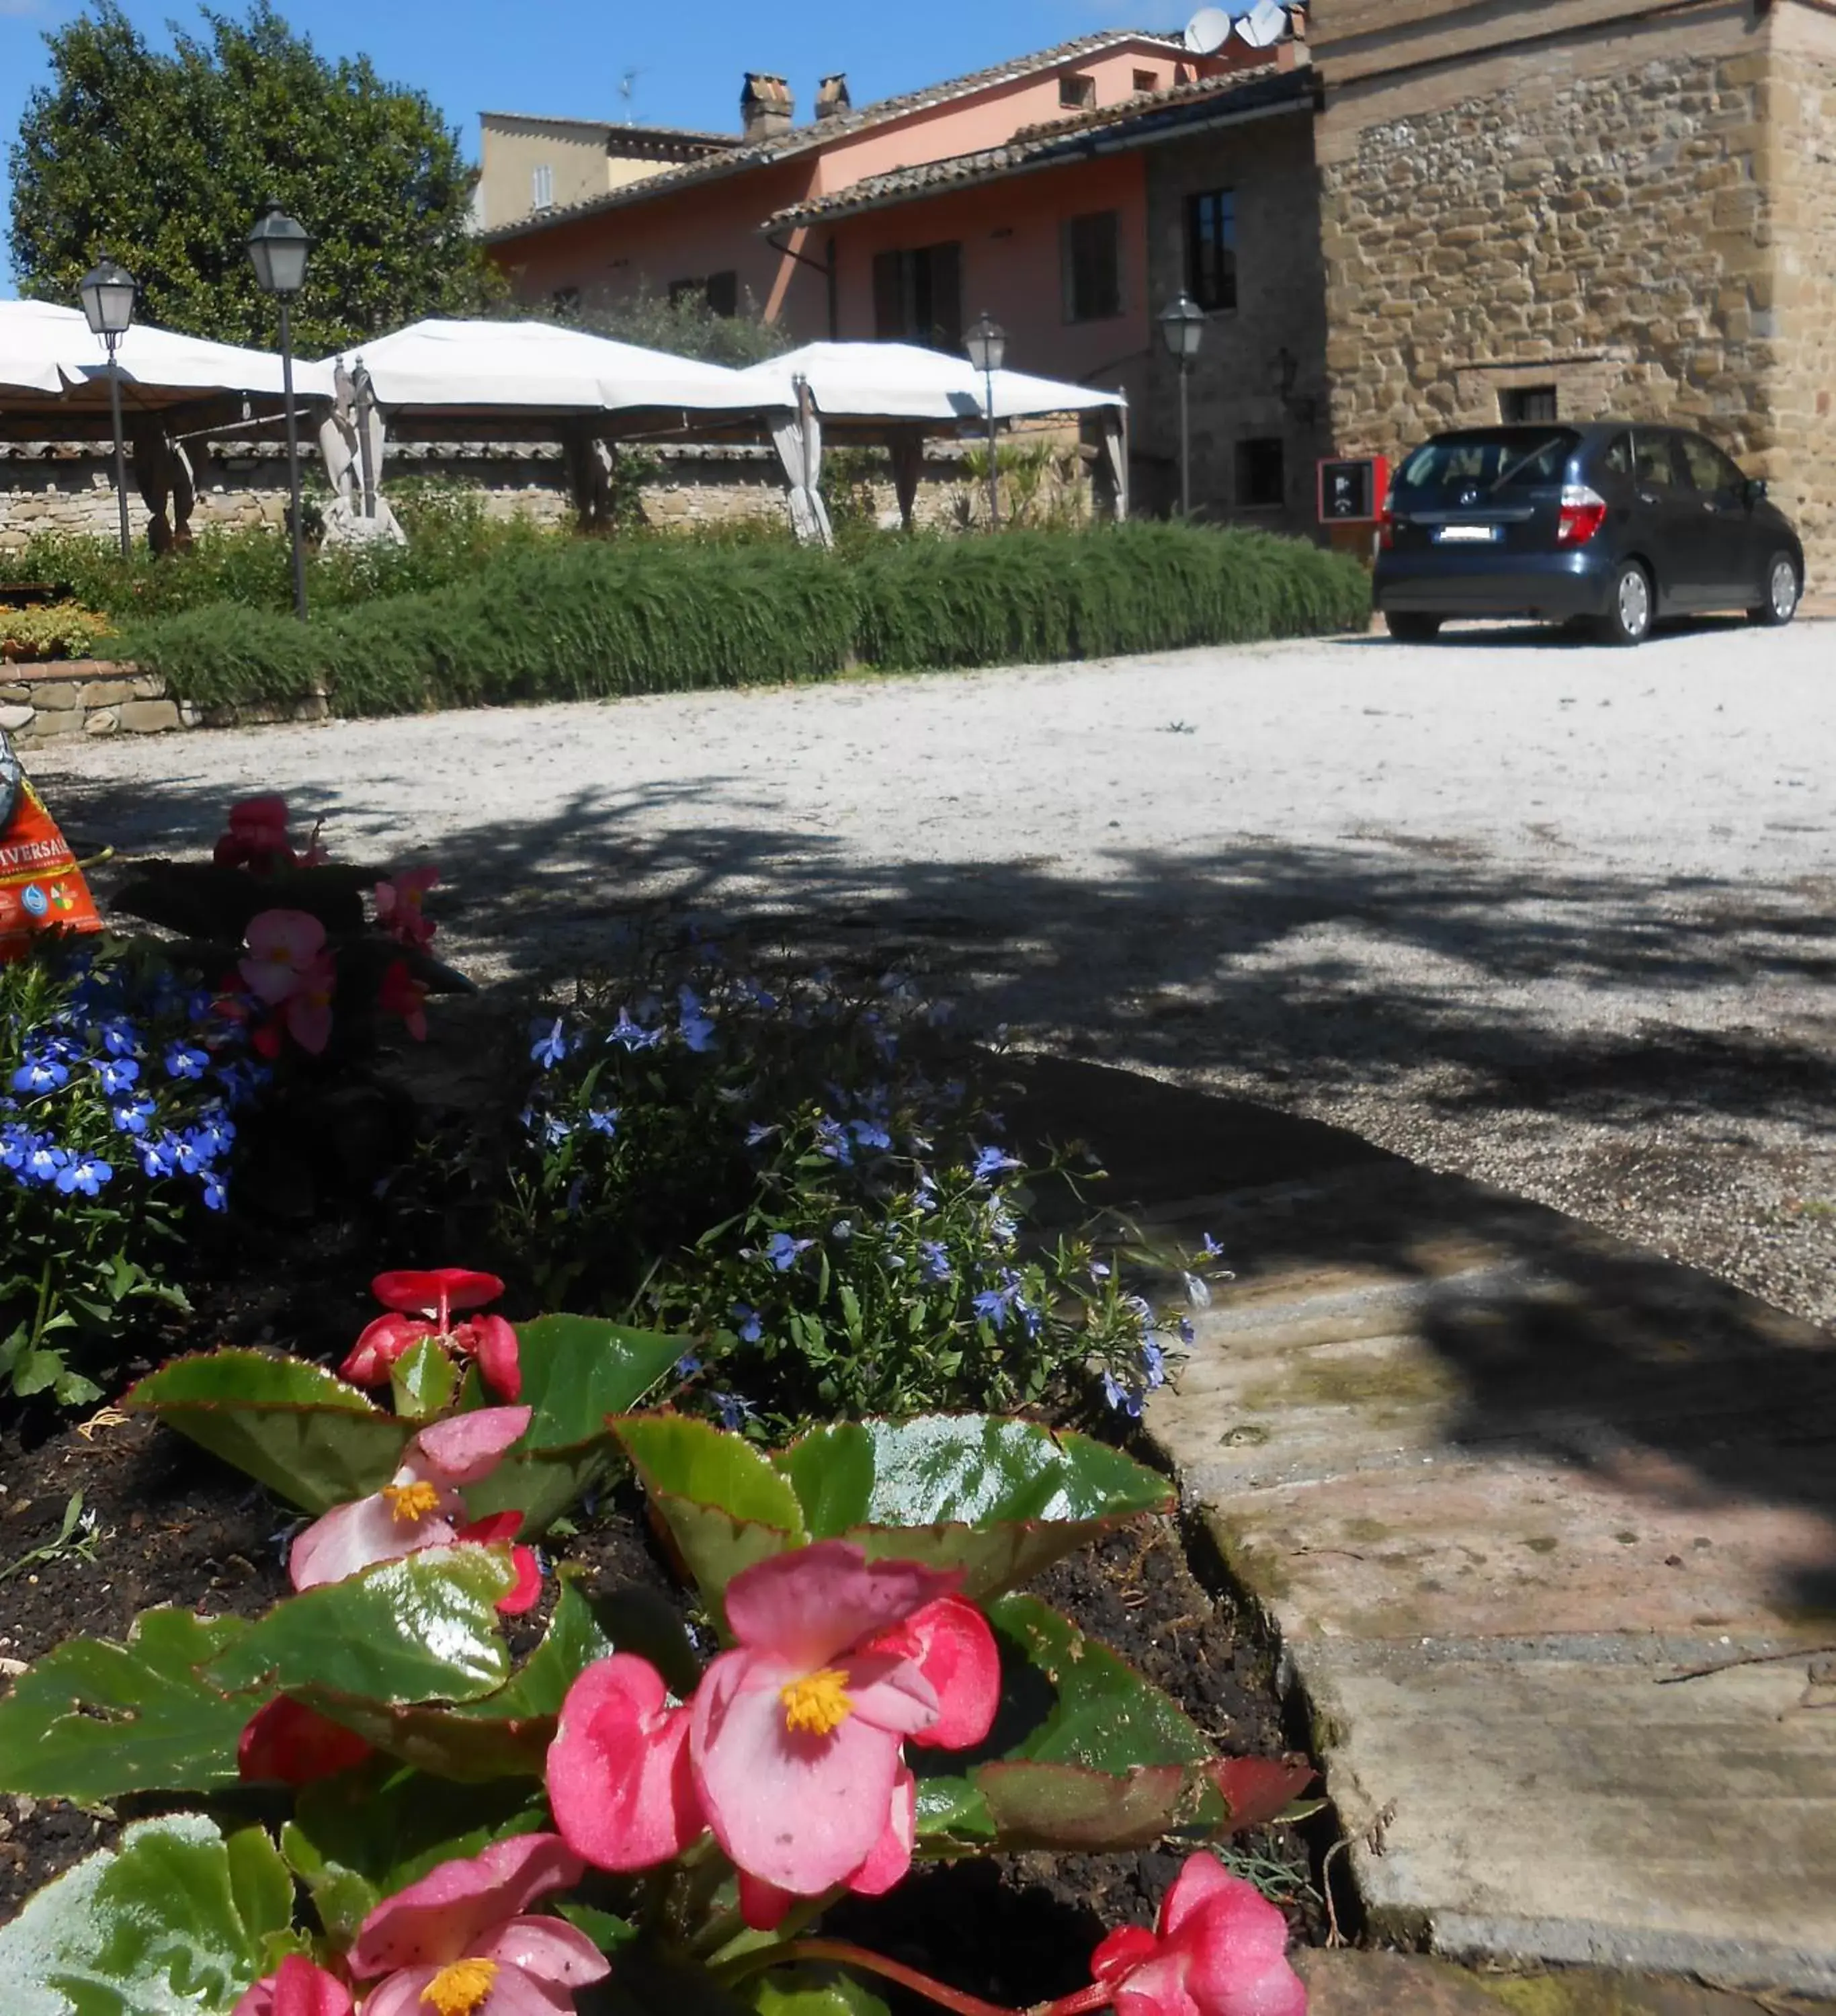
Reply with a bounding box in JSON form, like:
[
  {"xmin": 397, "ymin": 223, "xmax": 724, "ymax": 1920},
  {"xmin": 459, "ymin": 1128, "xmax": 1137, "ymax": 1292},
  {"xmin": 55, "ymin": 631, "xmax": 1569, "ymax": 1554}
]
[{"xmin": 36, "ymin": 761, "xmax": 1836, "ymax": 1614}]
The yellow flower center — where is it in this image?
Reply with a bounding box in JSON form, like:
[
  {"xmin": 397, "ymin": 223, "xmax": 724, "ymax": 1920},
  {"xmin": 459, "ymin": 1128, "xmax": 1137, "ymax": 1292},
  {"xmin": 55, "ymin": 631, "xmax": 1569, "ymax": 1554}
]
[
  {"xmin": 780, "ymin": 1666, "xmax": 855, "ymax": 1736},
  {"xmin": 383, "ymin": 1480, "xmax": 443, "ymax": 1524},
  {"xmin": 421, "ymin": 1958, "xmax": 498, "ymax": 2016}
]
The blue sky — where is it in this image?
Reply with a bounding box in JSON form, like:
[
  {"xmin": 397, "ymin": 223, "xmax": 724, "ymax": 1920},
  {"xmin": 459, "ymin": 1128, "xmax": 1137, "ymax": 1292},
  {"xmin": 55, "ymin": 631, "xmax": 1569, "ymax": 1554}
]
[{"xmin": 1, "ymin": 0, "xmax": 1129, "ymax": 294}]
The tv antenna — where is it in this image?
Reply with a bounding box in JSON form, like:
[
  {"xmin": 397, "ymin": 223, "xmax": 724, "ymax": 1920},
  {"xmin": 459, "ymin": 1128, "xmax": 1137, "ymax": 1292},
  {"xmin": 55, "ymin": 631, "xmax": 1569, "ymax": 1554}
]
[{"xmin": 618, "ymin": 67, "xmax": 646, "ymax": 120}]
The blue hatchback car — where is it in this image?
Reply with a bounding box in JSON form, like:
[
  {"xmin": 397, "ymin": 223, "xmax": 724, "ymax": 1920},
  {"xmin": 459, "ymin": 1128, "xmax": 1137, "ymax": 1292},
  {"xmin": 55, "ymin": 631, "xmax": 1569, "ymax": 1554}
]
[{"xmin": 1373, "ymin": 422, "xmax": 1806, "ymax": 645}]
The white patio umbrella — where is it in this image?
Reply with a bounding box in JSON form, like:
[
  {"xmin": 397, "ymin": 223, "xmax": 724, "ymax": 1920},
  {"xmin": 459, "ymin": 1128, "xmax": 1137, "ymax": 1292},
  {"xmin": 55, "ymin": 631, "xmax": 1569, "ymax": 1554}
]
[
  {"xmin": 0, "ymin": 298, "xmax": 334, "ymax": 406},
  {"xmin": 732, "ymin": 341, "xmax": 1127, "ymax": 425},
  {"xmin": 321, "ymin": 318, "xmax": 768, "ymax": 417}
]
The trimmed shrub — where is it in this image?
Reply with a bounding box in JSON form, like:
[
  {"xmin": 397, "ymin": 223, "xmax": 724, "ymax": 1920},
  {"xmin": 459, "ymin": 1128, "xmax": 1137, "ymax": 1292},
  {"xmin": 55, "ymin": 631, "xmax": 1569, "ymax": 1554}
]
[{"xmin": 121, "ymin": 523, "xmax": 1370, "ymax": 719}]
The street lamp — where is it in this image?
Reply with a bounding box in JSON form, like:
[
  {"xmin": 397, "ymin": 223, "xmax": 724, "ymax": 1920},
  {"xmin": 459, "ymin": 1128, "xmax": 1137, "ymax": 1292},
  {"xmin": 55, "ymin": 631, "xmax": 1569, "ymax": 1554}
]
[
  {"xmin": 1158, "ymin": 293, "xmax": 1206, "ymax": 517},
  {"xmin": 79, "ymin": 256, "xmax": 138, "ymax": 559},
  {"xmin": 964, "ymin": 312, "xmax": 1006, "ymax": 530},
  {"xmin": 247, "ymin": 200, "xmax": 312, "ymax": 621}
]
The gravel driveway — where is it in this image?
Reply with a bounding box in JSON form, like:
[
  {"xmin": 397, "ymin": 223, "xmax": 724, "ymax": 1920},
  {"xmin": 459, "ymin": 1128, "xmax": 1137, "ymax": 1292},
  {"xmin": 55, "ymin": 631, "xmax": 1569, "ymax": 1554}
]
[{"xmin": 28, "ymin": 616, "xmax": 1836, "ymax": 1327}]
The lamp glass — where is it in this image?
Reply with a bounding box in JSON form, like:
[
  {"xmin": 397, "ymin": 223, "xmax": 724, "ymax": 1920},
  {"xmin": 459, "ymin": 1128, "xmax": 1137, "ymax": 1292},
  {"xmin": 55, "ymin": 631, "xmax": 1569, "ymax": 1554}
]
[
  {"xmin": 964, "ymin": 312, "xmax": 1006, "ymax": 375},
  {"xmin": 247, "ymin": 202, "xmax": 311, "ymax": 296},
  {"xmin": 79, "ymin": 258, "xmax": 137, "ymax": 339},
  {"xmin": 1159, "ymin": 294, "xmax": 1205, "ymax": 363}
]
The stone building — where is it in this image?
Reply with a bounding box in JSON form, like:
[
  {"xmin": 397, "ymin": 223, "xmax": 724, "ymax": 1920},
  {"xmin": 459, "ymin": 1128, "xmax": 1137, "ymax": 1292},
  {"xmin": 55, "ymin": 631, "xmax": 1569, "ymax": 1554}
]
[{"xmin": 1312, "ymin": 0, "xmax": 1836, "ymax": 581}]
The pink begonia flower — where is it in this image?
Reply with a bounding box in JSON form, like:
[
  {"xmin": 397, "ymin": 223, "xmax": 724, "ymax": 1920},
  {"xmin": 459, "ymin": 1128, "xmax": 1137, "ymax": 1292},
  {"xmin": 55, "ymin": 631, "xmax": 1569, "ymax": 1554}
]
[
  {"xmin": 342, "ymin": 1268, "xmax": 521, "ymax": 1403},
  {"xmin": 548, "ymin": 1653, "xmax": 704, "ymax": 1872},
  {"xmin": 231, "ymin": 1954, "xmax": 354, "ymax": 2016},
  {"xmin": 240, "ymin": 909, "xmax": 336, "ymax": 1056},
  {"xmin": 1089, "ymin": 1855, "xmax": 1306, "ymax": 2016},
  {"xmin": 347, "ymin": 1833, "xmax": 609, "ymax": 2016},
  {"xmin": 378, "ymin": 958, "xmax": 430, "ymax": 1041},
  {"xmin": 376, "ymin": 866, "xmax": 440, "ymax": 949},
  {"xmin": 289, "ymin": 1406, "xmax": 539, "ymax": 1613},
  {"xmin": 695, "ymin": 1543, "xmax": 992, "ymax": 1897},
  {"xmin": 237, "ymin": 1695, "xmax": 374, "ymax": 1786}
]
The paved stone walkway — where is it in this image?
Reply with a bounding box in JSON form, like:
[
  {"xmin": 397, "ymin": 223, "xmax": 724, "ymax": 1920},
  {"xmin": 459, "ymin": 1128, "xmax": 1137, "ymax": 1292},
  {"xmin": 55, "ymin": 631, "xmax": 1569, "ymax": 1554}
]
[{"xmin": 1009, "ymin": 1059, "xmax": 1836, "ymax": 1999}]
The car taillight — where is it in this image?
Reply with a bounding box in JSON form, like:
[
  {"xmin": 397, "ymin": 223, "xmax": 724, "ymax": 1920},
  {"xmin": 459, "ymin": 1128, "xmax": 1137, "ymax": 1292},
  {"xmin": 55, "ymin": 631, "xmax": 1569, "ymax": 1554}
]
[
  {"xmin": 1557, "ymin": 484, "xmax": 1608, "ymax": 547},
  {"xmin": 1378, "ymin": 503, "xmax": 1399, "ymax": 551}
]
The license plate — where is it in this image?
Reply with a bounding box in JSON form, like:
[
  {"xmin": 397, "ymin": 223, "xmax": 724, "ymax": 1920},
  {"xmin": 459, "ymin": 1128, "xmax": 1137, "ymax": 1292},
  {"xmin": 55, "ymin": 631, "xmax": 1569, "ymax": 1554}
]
[{"xmin": 1434, "ymin": 524, "xmax": 1500, "ymax": 544}]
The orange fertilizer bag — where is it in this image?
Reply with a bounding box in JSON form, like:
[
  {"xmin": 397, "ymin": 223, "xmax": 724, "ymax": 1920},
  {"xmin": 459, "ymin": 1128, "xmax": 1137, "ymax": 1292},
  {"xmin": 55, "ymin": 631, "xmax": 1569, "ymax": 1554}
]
[{"xmin": 0, "ymin": 730, "xmax": 104, "ymax": 962}]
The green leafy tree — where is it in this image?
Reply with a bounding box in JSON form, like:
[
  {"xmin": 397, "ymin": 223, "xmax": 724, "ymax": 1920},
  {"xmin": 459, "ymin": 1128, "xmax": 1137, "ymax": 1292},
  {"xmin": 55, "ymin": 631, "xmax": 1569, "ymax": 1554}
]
[
  {"xmin": 563, "ymin": 284, "xmax": 794, "ymax": 368},
  {"xmin": 8, "ymin": 2, "xmax": 499, "ymax": 355}
]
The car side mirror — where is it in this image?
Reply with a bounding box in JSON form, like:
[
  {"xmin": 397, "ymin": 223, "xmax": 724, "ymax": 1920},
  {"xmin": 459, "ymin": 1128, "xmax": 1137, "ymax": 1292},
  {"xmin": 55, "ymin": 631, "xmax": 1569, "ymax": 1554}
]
[{"xmin": 1745, "ymin": 477, "xmax": 1768, "ymax": 507}]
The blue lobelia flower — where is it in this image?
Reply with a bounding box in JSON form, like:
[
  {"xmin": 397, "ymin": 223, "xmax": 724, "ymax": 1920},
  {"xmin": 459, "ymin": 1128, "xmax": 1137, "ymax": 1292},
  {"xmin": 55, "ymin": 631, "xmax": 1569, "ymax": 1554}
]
[
  {"xmin": 745, "ymin": 1121, "xmax": 779, "ymax": 1147},
  {"xmin": 585, "ymin": 1107, "xmax": 620, "ymax": 1138},
  {"xmin": 139, "ymin": 1134, "xmax": 183, "ymax": 1179},
  {"xmin": 165, "ymin": 1043, "xmax": 209, "ymax": 1081},
  {"xmin": 713, "ymin": 1392, "xmax": 757, "ymax": 1431},
  {"xmin": 763, "ymin": 1232, "xmax": 812, "ymax": 1272},
  {"xmin": 200, "ymin": 1174, "xmax": 228, "ymax": 1212},
  {"xmin": 971, "ymin": 1144, "xmax": 1023, "ymax": 1184},
  {"xmin": 1, "ymin": 1126, "xmax": 42, "ymax": 1173},
  {"xmin": 1103, "ymin": 1370, "xmax": 1144, "ymax": 1419},
  {"xmin": 24, "ymin": 1141, "xmax": 67, "ymax": 1184},
  {"xmin": 731, "ymin": 1304, "xmax": 763, "ymax": 1344},
  {"xmin": 918, "ymin": 1240, "xmax": 952, "ymax": 1284},
  {"xmin": 11, "ymin": 1052, "xmax": 70, "ymax": 1095},
  {"xmin": 849, "ymin": 1118, "xmax": 892, "ymax": 1152},
  {"xmin": 972, "ymin": 1282, "xmax": 1018, "ymax": 1331},
  {"xmin": 1201, "ymin": 1232, "xmax": 1226, "ymax": 1259},
  {"xmin": 675, "ymin": 1353, "xmax": 705, "ymax": 1379},
  {"xmin": 192, "ymin": 1108, "xmax": 237, "ymax": 1157},
  {"xmin": 110, "ymin": 1096, "xmax": 156, "ymax": 1137},
  {"xmin": 529, "ymin": 1018, "xmax": 569, "ymax": 1070},
  {"xmin": 541, "ymin": 1114, "xmax": 573, "ymax": 1149},
  {"xmin": 1140, "ymin": 1338, "xmax": 1168, "ymax": 1390},
  {"xmin": 677, "ymin": 987, "xmax": 717, "ymax": 1053},
  {"xmin": 607, "ymin": 1007, "xmax": 662, "ymax": 1053},
  {"xmin": 98, "ymin": 1019, "xmax": 141, "ymax": 1059},
  {"xmin": 56, "ymin": 1154, "xmax": 113, "ymax": 1198},
  {"xmin": 1178, "ymin": 1318, "xmax": 1196, "ymax": 1345},
  {"xmin": 93, "ymin": 1054, "xmax": 141, "ymax": 1095},
  {"xmin": 814, "ymin": 1118, "xmax": 853, "ymax": 1166}
]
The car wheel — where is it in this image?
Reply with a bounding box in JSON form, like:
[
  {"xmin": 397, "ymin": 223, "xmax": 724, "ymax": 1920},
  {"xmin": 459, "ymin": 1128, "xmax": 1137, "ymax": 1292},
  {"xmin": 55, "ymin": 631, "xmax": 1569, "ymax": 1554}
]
[
  {"xmin": 1748, "ymin": 552, "xmax": 1800, "ymax": 628},
  {"xmin": 1597, "ymin": 561, "xmax": 1653, "ymax": 646},
  {"xmin": 1384, "ymin": 611, "xmax": 1443, "ymax": 642}
]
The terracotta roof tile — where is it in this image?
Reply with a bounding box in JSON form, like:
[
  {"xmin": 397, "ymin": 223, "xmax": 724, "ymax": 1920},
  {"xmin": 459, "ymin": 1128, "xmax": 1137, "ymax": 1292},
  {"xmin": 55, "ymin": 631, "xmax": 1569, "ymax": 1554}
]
[{"xmin": 480, "ymin": 29, "xmax": 1196, "ymax": 244}]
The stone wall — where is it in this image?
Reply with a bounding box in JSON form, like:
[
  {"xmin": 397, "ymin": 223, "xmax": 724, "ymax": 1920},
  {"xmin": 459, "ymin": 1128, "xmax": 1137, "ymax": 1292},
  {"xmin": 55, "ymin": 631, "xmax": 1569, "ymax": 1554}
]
[
  {"xmin": 1769, "ymin": 24, "xmax": 1836, "ymax": 585},
  {"xmin": 1142, "ymin": 106, "xmax": 1331, "ymax": 536},
  {"xmin": 1314, "ymin": 4, "xmax": 1836, "ymax": 584},
  {"xmin": 0, "ymin": 435, "xmax": 1077, "ymax": 555},
  {"xmin": 0, "ymin": 662, "xmax": 329, "ymax": 745}
]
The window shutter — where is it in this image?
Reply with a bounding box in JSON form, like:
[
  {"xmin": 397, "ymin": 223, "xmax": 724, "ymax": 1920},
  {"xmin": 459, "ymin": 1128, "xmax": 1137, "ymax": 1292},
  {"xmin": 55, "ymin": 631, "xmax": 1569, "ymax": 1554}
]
[
  {"xmin": 873, "ymin": 251, "xmax": 905, "ymax": 339},
  {"xmin": 929, "ymin": 242, "xmax": 962, "ymax": 351}
]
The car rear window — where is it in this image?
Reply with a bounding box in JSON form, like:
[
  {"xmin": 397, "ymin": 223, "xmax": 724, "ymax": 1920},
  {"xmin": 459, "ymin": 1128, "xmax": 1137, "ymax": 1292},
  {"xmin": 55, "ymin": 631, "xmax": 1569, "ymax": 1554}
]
[{"xmin": 1395, "ymin": 430, "xmax": 1581, "ymax": 494}]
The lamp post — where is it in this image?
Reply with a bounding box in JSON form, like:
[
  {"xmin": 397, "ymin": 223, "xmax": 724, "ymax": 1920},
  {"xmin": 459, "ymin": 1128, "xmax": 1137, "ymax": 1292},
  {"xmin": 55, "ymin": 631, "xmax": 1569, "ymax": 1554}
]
[
  {"xmin": 964, "ymin": 312, "xmax": 1006, "ymax": 530},
  {"xmin": 79, "ymin": 256, "xmax": 138, "ymax": 559},
  {"xmin": 1157, "ymin": 293, "xmax": 1206, "ymax": 518},
  {"xmin": 247, "ymin": 200, "xmax": 312, "ymax": 621}
]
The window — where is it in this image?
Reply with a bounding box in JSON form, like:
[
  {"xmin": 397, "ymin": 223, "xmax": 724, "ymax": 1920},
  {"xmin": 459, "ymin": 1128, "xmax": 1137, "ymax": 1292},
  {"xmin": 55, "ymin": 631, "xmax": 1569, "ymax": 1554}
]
[
  {"xmin": 1060, "ymin": 72, "xmax": 1096, "ymax": 109},
  {"xmin": 872, "ymin": 243, "xmax": 963, "ymax": 350},
  {"xmin": 669, "ymin": 273, "xmax": 739, "ymax": 317},
  {"xmin": 1397, "ymin": 430, "xmax": 1580, "ymax": 492},
  {"xmin": 1599, "ymin": 433, "xmax": 1633, "ymax": 480},
  {"xmin": 1062, "ymin": 210, "xmax": 1122, "ymax": 323},
  {"xmin": 1185, "ymin": 190, "xmax": 1236, "ymax": 312},
  {"xmin": 1499, "ymin": 384, "xmax": 1558, "ymax": 423},
  {"xmin": 1673, "ymin": 431, "xmax": 1745, "ymax": 497},
  {"xmin": 1237, "ymin": 437, "xmax": 1286, "ymax": 510},
  {"xmin": 1132, "ymin": 69, "xmax": 1159, "ymax": 93},
  {"xmin": 1633, "ymin": 430, "xmax": 1679, "ymax": 487},
  {"xmin": 531, "ymin": 163, "xmax": 554, "ymax": 212}
]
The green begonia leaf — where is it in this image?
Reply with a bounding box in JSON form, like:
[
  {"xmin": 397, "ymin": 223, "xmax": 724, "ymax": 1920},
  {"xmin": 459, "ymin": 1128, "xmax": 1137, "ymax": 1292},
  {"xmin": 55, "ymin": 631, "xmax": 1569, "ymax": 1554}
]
[
  {"xmin": 207, "ymin": 1548, "xmax": 515, "ymax": 1702},
  {"xmin": 614, "ymin": 1415, "xmax": 806, "ymax": 1620},
  {"xmin": 391, "ymin": 1336, "xmax": 458, "ymax": 1421},
  {"xmin": 0, "ymin": 1552, "xmax": 517, "ymax": 1804},
  {"xmin": 774, "ymin": 1416, "xmax": 1174, "ymax": 1599},
  {"xmin": 119, "ymin": 1349, "xmax": 411, "ymax": 1513},
  {"xmin": 914, "ymin": 1593, "xmax": 1216, "ymax": 1852},
  {"xmin": 747, "ymin": 1968, "xmax": 892, "ymax": 2016},
  {"xmin": 0, "ymin": 1815, "xmax": 290, "ymax": 2014},
  {"xmin": 0, "ymin": 1609, "xmax": 258, "ymax": 1800}
]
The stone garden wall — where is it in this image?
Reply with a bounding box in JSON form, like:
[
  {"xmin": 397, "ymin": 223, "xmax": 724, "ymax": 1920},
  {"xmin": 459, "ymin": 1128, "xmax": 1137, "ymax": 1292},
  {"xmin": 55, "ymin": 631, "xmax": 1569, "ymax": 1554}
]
[
  {"xmin": 1315, "ymin": 2, "xmax": 1835, "ymax": 584},
  {"xmin": 0, "ymin": 662, "xmax": 328, "ymax": 746}
]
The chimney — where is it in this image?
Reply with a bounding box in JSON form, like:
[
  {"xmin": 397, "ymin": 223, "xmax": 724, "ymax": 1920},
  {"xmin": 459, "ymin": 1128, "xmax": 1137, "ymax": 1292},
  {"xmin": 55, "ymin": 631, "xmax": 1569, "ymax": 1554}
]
[
  {"xmin": 816, "ymin": 73, "xmax": 851, "ymax": 122},
  {"xmin": 741, "ymin": 73, "xmax": 794, "ymax": 143}
]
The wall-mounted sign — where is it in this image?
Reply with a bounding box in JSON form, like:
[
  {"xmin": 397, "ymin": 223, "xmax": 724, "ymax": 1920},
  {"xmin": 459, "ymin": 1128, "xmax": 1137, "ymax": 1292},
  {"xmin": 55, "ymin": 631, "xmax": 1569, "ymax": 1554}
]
[{"xmin": 1317, "ymin": 456, "xmax": 1389, "ymax": 526}]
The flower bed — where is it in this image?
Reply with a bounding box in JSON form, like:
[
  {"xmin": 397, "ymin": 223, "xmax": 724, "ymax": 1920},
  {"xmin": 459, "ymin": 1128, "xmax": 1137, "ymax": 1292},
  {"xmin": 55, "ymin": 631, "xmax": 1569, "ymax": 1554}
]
[{"xmin": 0, "ymin": 793, "xmax": 1331, "ymax": 2016}]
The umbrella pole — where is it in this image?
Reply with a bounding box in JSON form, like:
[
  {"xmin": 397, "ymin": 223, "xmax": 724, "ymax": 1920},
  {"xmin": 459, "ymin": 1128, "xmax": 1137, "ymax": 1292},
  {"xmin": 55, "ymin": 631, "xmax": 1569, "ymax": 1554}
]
[{"xmin": 106, "ymin": 347, "xmax": 131, "ymax": 560}]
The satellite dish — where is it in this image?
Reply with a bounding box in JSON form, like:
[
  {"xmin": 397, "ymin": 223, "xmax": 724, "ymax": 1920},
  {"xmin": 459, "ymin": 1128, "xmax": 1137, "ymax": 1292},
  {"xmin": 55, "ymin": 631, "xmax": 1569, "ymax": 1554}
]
[
  {"xmin": 1235, "ymin": 0, "xmax": 1288, "ymax": 46},
  {"xmin": 1184, "ymin": 7, "xmax": 1233, "ymax": 53}
]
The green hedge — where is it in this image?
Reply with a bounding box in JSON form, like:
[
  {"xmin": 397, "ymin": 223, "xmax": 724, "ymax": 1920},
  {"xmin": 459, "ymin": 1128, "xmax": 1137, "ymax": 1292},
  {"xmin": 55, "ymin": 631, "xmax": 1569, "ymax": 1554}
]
[{"xmin": 122, "ymin": 525, "xmax": 1371, "ymax": 718}]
